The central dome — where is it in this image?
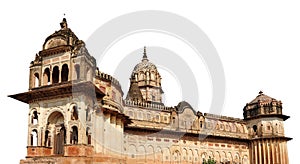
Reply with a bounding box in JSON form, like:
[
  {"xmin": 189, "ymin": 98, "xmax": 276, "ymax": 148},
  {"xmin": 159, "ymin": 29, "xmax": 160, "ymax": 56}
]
[
  {"xmin": 131, "ymin": 47, "xmax": 159, "ymax": 76},
  {"xmin": 127, "ymin": 47, "xmax": 163, "ymax": 103}
]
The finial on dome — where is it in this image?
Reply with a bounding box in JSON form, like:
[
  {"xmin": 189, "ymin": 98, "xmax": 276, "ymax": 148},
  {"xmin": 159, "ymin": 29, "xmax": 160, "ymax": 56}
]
[
  {"xmin": 259, "ymin": 90, "xmax": 263, "ymax": 95},
  {"xmin": 60, "ymin": 16, "xmax": 68, "ymax": 29},
  {"xmin": 142, "ymin": 46, "xmax": 148, "ymax": 61}
]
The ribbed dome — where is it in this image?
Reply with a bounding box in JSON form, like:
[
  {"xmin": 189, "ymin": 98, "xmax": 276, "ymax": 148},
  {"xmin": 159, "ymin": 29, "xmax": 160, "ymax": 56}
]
[
  {"xmin": 127, "ymin": 47, "xmax": 163, "ymax": 103},
  {"xmin": 249, "ymin": 91, "xmax": 275, "ymax": 104},
  {"xmin": 131, "ymin": 47, "xmax": 159, "ymax": 77},
  {"xmin": 132, "ymin": 60, "xmax": 157, "ymax": 74}
]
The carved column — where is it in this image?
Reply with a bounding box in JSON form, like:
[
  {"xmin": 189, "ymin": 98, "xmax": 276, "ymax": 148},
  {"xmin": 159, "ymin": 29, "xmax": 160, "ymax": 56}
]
[
  {"xmin": 271, "ymin": 139, "xmax": 275, "ymax": 164},
  {"xmin": 254, "ymin": 141, "xmax": 258, "ymax": 164},
  {"xmin": 284, "ymin": 142, "xmax": 289, "ymax": 164},
  {"xmin": 263, "ymin": 140, "xmax": 266, "ymax": 164},
  {"xmin": 267, "ymin": 140, "xmax": 270, "ymax": 164},
  {"xmin": 258, "ymin": 141, "xmax": 262, "ymax": 163}
]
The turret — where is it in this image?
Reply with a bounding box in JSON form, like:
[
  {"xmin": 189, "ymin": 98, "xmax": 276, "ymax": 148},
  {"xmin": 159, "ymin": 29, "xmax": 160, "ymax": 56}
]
[{"xmin": 244, "ymin": 91, "xmax": 292, "ymax": 164}]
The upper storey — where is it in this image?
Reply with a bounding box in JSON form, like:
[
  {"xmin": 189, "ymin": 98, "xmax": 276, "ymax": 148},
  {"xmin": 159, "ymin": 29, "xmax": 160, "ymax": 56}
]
[
  {"xmin": 243, "ymin": 91, "xmax": 289, "ymax": 120},
  {"xmin": 29, "ymin": 18, "xmax": 96, "ymax": 90},
  {"xmin": 126, "ymin": 47, "xmax": 163, "ymax": 104}
]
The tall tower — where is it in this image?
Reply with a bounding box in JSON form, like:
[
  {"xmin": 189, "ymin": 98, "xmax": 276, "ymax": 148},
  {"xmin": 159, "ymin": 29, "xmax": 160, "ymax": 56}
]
[
  {"xmin": 243, "ymin": 91, "xmax": 292, "ymax": 164},
  {"xmin": 9, "ymin": 18, "xmax": 105, "ymax": 163},
  {"xmin": 126, "ymin": 47, "xmax": 164, "ymax": 104}
]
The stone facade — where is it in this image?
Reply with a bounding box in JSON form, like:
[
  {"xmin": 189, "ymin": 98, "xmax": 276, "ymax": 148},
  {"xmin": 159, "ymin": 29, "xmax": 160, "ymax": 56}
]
[{"xmin": 9, "ymin": 18, "xmax": 291, "ymax": 164}]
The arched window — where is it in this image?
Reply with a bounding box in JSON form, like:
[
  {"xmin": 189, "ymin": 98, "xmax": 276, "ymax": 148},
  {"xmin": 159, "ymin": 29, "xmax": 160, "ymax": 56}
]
[
  {"xmin": 75, "ymin": 65, "xmax": 80, "ymax": 80},
  {"xmin": 70, "ymin": 126, "xmax": 78, "ymax": 144},
  {"xmin": 52, "ymin": 66, "xmax": 59, "ymax": 84},
  {"xmin": 31, "ymin": 111, "xmax": 38, "ymax": 125},
  {"xmin": 71, "ymin": 106, "xmax": 78, "ymax": 120},
  {"xmin": 253, "ymin": 125, "xmax": 258, "ymax": 134},
  {"xmin": 31, "ymin": 129, "xmax": 38, "ymax": 146},
  {"xmin": 44, "ymin": 130, "xmax": 51, "ymax": 147},
  {"xmin": 34, "ymin": 73, "xmax": 39, "ymax": 87},
  {"xmin": 86, "ymin": 127, "xmax": 91, "ymax": 145},
  {"xmin": 43, "ymin": 68, "xmax": 50, "ymax": 85},
  {"xmin": 61, "ymin": 64, "xmax": 69, "ymax": 82}
]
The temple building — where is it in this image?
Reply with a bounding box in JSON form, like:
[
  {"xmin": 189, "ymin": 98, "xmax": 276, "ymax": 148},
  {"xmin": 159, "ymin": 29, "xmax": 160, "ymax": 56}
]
[{"xmin": 9, "ymin": 18, "xmax": 292, "ymax": 164}]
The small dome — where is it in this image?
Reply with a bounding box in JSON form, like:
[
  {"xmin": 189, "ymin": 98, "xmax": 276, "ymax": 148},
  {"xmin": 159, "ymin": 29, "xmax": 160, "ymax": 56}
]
[
  {"xmin": 42, "ymin": 18, "xmax": 80, "ymax": 50},
  {"xmin": 249, "ymin": 91, "xmax": 275, "ymax": 104}
]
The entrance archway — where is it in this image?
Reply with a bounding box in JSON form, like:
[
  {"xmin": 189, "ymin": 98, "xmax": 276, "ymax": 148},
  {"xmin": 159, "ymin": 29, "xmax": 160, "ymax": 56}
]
[{"xmin": 47, "ymin": 111, "xmax": 65, "ymax": 155}]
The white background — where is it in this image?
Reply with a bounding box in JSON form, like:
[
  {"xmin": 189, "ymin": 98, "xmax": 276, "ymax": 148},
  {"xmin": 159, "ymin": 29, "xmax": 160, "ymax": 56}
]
[{"xmin": 0, "ymin": 1, "xmax": 299, "ymax": 163}]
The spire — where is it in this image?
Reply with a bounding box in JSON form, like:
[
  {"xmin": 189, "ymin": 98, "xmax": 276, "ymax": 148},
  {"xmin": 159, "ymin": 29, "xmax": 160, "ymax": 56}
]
[
  {"xmin": 60, "ymin": 18, "xmax": 68, "ymax": 29},
  {"xmin": 142, "ymin": 46, "xmax": 148, "ymax": 62}
]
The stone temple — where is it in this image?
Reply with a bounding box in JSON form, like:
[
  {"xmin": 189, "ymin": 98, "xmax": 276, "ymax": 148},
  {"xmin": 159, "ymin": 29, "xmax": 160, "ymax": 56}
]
[{"xmin": 9, "ymin": 18, "xmax": 292, "ymax": 164}]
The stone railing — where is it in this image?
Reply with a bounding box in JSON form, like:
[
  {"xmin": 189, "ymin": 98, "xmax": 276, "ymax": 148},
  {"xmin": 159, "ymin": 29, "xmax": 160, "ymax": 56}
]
[{"xmin": 124, "ymin": 100, "xmax": 173, "ymax": 111}]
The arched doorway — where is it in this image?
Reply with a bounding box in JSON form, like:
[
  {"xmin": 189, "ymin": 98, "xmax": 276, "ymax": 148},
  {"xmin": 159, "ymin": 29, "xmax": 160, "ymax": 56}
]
[{"xmin": 47, "ymin": 111, "xmax": 65, "ymax": 155}]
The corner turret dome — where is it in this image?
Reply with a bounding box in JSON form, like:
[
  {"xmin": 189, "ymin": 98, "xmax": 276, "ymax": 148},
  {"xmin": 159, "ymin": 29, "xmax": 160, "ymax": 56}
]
[
  {"xmin": 42, "ymin": 18, "xmax": 80, "ymax": 50},
  {"xmin": 243, "ymin": 91, "xmax": 289, "ymax": 120}
]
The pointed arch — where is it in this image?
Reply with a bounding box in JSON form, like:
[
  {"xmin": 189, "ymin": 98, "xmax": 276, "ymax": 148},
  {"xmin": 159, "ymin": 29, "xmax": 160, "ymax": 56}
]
[
  {"xmin": 31, "ymin": 110, "xmax": 38, "ymax": 125},
  {"xmin": 155, "ymin": 147, "xmax": 163, "ymax": 163},
  {"xmin": 147, "ymin": 145, "xmax": 155, "ymax": 162},
  {"xmin": 128, "ymin": 144, "xmax": 137, "ymax": 159},
  {"xmin": 71, "ymin": 105, "xmax": 78, "ymax": 120},
  {"xmin": 34, "ymin": 72, "xmax": 40, "ymax": 87},
  {"xmin": 138, "ymin": 145, "xmax": 146, "ymax": 161},
  {"xmin": 44, "ymin": 130, "xmax": 51, "ymax": 147},
  {"xmin": 61, "ymin": 64, "xmax": 69, "ymax": 82},
  {"xmin": 86, "ymin": 127, "xmax": 91, "ymax": 145},
  {"xmin": 43, "ymin": 68, "xmax": 50, "ymax": 85},
  {"xmin": 163, "ymin": 148, "xmax": 171, "ymax": 162},
  {"xmin": 188, "ymin": 149, "xmax": 194, "ymax": 162},
  {"xmin": 70, "ymin": 126, "xmax": 78, "ymax": 144},
  {"xmin": 52, "ymin": 66, "xmax": 59, "ymax": 84},
  {"xmin": 182, "ymin": 148, "xmax": 187, "ymax": 162},
  {"xmin": 173, "ymin": 149, "xmax": 181, "ymax": 162},
  {"xmin": 30, "ymin": 129, "xmax": 38, "ymax": 146}
]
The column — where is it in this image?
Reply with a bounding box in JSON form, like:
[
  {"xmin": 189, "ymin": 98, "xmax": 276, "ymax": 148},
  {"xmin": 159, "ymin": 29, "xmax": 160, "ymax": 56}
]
[
  {"xmin": 271, "ymin": 139, "xmax": 275, "ymax": 164},
  {"xmin": 66, "ymin": 126, "xmax": 70, "ymax": 145},
  {"xmin": 267, "ymin": 139, "xmax": 270, "ymax": 164},
  {"xmin": 254, "ymin": 141, "xmax": 258, "ymax": 164},
  {"xmin": 279, "ymin": 143, "xmax": 285, "ymax": 164},
  {"xmin": 251, "ymin": 142, "xmax": 255, "ymax": 164},
  {"xmin": 284, "ymin": 142, "xmax": 289, "ymax": 164},
  {"xmin": 263, "ymin": 140, "xmax": 266, "ymax": 164},
  {"xmin": 276, "ymin": 142, "xmax": 280, "ymax": 164},
  {"xmin": 38, "ymin": 127, "xmax": 43, "ymax": 146},
  {"xmin": 258, "ymin": 141, "xmax": 262, "ymax": 163}
]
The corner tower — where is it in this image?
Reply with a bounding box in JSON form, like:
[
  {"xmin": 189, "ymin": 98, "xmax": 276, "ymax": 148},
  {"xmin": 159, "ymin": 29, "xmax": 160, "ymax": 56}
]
[
  {"xmin": 244, "ymin": 91, "xmax": 292, "ymax": 164},
  {"xmin": 126, "ymin": 47, "xmax": 164, "ymax": 104},
  {"xmin": 9, "ymin": 18, "xmax": 103, "ymax": 163}
]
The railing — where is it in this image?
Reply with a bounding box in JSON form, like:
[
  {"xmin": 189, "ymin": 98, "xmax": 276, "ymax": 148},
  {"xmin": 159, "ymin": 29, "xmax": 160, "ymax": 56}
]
[{"xmin": 124, "ymin": 100, "xmax": 173, "ymax": 111}]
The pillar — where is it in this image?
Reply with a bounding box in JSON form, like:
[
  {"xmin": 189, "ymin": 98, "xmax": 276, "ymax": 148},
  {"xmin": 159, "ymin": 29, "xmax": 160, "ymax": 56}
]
[
  {"xmin": 267, "ymin": 140, "xmax": 270, "ymax": 164},
  {"xmin": 271, "ymin": 139, "xmax": 275, "ymax": 164},
  {"xmin": 263, "ymin": 140, "xmax": 266, "ymax": 164},
  {"xmin": 254, "ymin": 141, "xmax": 258, "ymax": 164},
  {"xmin": 258, "ymin": 141, "xmax": 262, "ymax": 163}
]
